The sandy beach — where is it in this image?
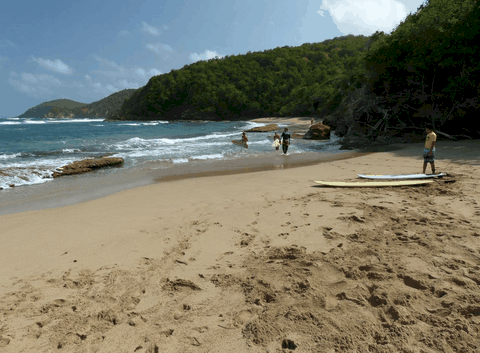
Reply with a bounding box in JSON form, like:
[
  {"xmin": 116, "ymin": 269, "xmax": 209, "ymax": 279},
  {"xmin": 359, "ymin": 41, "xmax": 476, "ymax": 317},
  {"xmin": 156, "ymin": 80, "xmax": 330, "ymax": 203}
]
[{"xmin": 1, "ymin": 139, "xmax": 480, "ymax": 352}]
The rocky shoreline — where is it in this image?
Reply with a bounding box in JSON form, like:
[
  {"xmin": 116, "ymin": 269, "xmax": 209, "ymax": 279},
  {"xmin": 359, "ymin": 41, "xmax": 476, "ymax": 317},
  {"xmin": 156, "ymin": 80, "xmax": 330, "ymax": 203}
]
[{"xmin": 52, "ymin": 157, "xmax": 124, "ymax": 178}]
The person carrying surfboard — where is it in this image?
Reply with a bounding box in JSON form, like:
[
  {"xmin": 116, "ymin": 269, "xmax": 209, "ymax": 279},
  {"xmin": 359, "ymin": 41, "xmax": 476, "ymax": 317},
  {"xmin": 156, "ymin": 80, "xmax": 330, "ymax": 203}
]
[
  {"xmin": 273, "ymin": 132, "xmax": 280, "ymax": 150},
  {"xmin": 241, "ymin": 131, "xmax": 249, "ymax": 149},
  {"xmin": 423, "ymin": 124, "xmax": 436, "ymax": 174},
  {"xmin": 281, "ymin": 128, "xmax": 291, "ymax": 155}
]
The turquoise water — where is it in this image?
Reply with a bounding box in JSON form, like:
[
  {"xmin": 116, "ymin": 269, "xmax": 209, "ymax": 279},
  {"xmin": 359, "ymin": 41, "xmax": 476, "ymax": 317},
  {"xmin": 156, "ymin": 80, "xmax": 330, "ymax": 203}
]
[{"xmin": 0, "ymin": 117, "xmax": 342, "ymax": 189}]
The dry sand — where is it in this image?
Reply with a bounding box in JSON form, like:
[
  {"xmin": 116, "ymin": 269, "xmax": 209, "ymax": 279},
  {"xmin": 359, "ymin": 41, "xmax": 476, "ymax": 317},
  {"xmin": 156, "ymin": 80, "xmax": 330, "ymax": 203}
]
[{"xmin": 1, "ymin": 142, "xmax": 480, "ymax": 352}]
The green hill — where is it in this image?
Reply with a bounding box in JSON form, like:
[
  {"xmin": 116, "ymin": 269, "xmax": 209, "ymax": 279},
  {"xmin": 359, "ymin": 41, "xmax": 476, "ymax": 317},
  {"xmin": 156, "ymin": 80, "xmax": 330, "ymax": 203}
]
[
  {"xmin": 17, "ymin": 99, "xmax": 87, "ymax": 118},
  {"xmin": 109, "ymin": 35, "xmax": 369, "ymax": 121},
  {"xmin": 16, "ymin": 90, "xmax": 137, "ymax": 119}
]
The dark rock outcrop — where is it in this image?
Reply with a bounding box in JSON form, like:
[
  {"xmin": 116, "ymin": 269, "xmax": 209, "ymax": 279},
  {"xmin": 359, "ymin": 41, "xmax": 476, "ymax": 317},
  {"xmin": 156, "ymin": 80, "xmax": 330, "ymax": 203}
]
[
  {"xmin": 52, "ymin": 157, "xmax": 124, "ymax": 178},
  {"xmin": 303, "ymin": 122, "xmax": 331, "ymax": 140},
  {"xmin": 246, "ymin": 124, "xmax": 279, "ymax": 132}
]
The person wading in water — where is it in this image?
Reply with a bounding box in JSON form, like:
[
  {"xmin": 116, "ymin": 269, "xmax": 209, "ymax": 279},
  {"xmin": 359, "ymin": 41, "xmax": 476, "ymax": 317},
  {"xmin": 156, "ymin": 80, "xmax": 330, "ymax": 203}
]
[
  {"xmin": 281, "ymin": 128, "xmax": 291, "ymax": 155},
  {"xmin": 241, "ymin": 131, "xmax": 249, "ymax": 149}
]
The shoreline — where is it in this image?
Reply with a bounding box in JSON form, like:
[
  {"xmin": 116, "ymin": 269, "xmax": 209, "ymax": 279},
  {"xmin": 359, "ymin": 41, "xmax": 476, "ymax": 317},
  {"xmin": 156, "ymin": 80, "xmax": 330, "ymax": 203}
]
[
  {"xmin": 2, "ymin": 137, "xmax": 480, "ymax": 216},
  {"xmin": 0, "ymin": 150, "xmax": 365, "ymax": 216}
]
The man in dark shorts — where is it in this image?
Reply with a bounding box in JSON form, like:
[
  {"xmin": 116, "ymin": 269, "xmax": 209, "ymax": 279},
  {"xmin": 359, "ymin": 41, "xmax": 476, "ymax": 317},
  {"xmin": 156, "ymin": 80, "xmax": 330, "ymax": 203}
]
[
  {"xmin": 423, "ymin": 124, "xmax": 436, "ymax": 174},
  {"xmin": 281, "ymin": 128, "xmax": 291, "ymax": 155}
]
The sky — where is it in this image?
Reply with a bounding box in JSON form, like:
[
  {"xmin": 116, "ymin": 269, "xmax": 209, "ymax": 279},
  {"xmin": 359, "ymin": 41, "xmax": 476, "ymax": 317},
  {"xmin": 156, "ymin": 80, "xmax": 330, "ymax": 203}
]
[{"xmin": 1, "ymin": 0, "xmax": 426, "ymax": 117}]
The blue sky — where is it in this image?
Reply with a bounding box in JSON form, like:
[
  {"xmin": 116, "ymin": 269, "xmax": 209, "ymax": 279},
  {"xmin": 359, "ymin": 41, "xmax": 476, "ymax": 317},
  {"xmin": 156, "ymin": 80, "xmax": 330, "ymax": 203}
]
[{"xmin": 1, "ymin": 0, "xmax": 425, "ymax": 117}]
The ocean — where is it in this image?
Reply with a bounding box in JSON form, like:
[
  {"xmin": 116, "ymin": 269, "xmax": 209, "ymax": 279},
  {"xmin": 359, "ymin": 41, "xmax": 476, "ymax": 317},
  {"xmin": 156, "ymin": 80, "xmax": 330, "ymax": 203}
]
[{"xmin": 0, "ymin": 116, "xmax": 344, "ymax": 191}]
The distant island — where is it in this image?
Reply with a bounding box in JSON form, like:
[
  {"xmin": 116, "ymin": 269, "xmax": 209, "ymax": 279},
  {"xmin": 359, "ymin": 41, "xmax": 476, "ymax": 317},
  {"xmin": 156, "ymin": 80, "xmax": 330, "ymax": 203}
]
[{"xmin": 14, "ymin": 89, "xmax": 137, "ymax": 119}]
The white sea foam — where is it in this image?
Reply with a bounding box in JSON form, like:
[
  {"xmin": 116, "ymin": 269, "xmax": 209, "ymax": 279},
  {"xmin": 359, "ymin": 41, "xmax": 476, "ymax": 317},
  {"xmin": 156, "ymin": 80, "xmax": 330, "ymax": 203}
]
[
  {"xmin": 191, "ymin": 153, "xmax": 224, "ymax": 160},
  {"xmin": 0, "ymin": 121, "xmax": 22, "ymax": 125},
  {"xmin": 47, "ymin": 118, "xmax": 105, "ymax": 123},
  {"xmin": 172, "ymin": 158, "xmax": 189, "ymax": 163},
  {"xmin": 62, "ymin": 148, "xmax": 82, "ymax": 153},
  {"xmin": 23, "ymin": 120, "xmax": 46, "ymax": 124},
  {"xmin": 0, "ymin": 153, "xmax": 21, "ymax": 159}
]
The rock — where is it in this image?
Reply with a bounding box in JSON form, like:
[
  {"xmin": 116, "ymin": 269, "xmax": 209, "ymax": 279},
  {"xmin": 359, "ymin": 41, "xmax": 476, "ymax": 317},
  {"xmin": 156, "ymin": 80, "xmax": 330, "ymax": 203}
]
[
  {"xmin": 303, "ymin": 122, "xmax": 331, "ymax": 140},
  {"xmin": 52, "ymin": 157, "xmax": 124, "ymax": 178},
  {"xmin": 246, "ymin": 124, "xmax": 279, "ymax": 132},
  {"xmin": 291, "ymin": 132, "xmax": 305, "ymax": 139}
]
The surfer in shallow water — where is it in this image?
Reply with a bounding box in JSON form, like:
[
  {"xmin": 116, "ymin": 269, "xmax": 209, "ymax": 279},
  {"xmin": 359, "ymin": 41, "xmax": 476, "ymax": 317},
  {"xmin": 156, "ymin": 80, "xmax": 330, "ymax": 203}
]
[
  {"xmin": 241, "ymin": 131, "xmax": 249, "ymax": 149},
  {"xmin": 273, "ymin": 132, "xmax": 280, "ymax": 150},
  {"xmin": 423, "ymin": 124, "xmax": 436, "ymax": 174}
]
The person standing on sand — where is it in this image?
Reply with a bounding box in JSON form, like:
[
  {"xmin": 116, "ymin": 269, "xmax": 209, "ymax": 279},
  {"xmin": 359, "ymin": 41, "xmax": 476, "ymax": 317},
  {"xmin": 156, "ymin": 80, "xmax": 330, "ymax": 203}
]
[
  {"xmin": 423, "ymin": 124, "xmax": 436, "ymax": 174},
  {"xmin": 281, "ymin": 128, "xmax": 291, "ymax": 155},
  {"xmin": 273, "ymin": 132, "xmax": 280, "ymax": 150},
  {"xmin": 241, "ymin": 131, "xmax": 249, "ymax": 149}
]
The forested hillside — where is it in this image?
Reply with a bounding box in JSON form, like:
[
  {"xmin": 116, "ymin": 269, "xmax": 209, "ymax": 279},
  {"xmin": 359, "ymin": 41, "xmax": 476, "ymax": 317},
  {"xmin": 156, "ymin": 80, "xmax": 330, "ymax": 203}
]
[
  {"xmin": 15, "ymin": 89, "xmax": 137, "ymax": 119},
  {"xmin": 16, "ymin": 99, "xmax": 87, "ymax": 118},
  {"xmin": 110, "ymin": 0, "xmax": 479, "ymax": 148},
  {"xmin": 109, "ymin": 35, "xmax": 369, "ymax": 121},
  {"xmin": 325, "ymin": 0, "xmax": 480, "ymax": 147}
]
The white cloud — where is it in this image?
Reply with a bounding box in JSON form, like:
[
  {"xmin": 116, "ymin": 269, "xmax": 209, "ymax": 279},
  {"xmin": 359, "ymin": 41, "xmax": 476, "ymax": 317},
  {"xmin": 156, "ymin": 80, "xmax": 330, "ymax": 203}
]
[
  {"xmin": 31, "ymin": 57, "xmax": 74, "ymax": 75},
  {"xmin": 93, "ymin": 55, "xmax": 127, "ymax": 76},
  {"xmin": 189, "ymin": 50, "xmax": 225, "ymax": 63},
  {"xmin": 146, "ymin": 43, "xmax": 174, "ymax": 55},
  {"xmin": 149, "ymin": 68, "xmax": 161, "ymax": 76},
  {"xmin": 9, "ymin": 72, "xmax": 62, "ymax": 98},
  {"xmin": 0, "ymin": 39, "xmax": 15, "ymax": 48},
  {"xmin": 118, "ymin": 79, "xmax": 140, "ymax": 89},
  {"xmin": 142, "ymin": 21, "xmax": 160, "ymax": 36},
  {"xmin": 136, "ymin": 67, "xmax": 146, "ymax": 77},
  {"xmin": 318, "ymin": 0, "xmax": 408, "ymax": 34}
]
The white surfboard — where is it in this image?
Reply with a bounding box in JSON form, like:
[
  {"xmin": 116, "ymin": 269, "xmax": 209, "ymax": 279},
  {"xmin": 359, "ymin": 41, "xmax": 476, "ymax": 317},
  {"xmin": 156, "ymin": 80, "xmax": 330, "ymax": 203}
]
[
  {"xmin": 358, "ymin": 173, "xmax": 445, "ymax": 180},
  {"xmin": 315, "ymin": 180, "xmax": 433, "ymax": 187}
]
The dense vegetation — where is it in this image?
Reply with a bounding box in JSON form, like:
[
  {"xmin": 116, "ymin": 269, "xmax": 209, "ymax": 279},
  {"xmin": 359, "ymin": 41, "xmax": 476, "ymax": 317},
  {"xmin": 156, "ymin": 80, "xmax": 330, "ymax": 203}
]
[
  {"xmin": 68, "ymin": 89, "xmax": 137, "ymax": 118},
  {"xmin": 110, "ymin": 35, "xmax": 370, "ymax": 121},
  {"xmin": 110, "ymin": 0, "xmax": 480, "ymax": 147},
  {"xmin": 16, "ymin": 99, "xmax": 87, "ymax": 118},
  {"xmin": 325, "ymin": 0, "xmax": 480, "ymax": 146},
  {"xmin": 15, "ymin": 89, "xmax": 137, "ymax": 119}
]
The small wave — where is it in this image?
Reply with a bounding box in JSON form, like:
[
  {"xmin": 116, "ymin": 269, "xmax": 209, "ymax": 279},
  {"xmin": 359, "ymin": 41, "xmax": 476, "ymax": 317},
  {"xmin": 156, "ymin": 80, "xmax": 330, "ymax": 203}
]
[
  {"xmin": 0, "ymin": 121, "xmax": 22, "ymax": 125},
  {"xmin": 0, "ymin": 167, "xmax": 57, "ymax": 189},
  {"xmin": 191, "ymin": 153, "xmax": 224, "ymax": 160},
  {"xmin": 62, "ymin": 148, "xmax": 82, "ymax": 153},
  {"xmin": 6, "ymin": 117, "xmax": 20, "ymax": 120},
  {"xmin": 47, "ymin": 118, "xmax": 105, "ymax": 123},
  {"xmin": 23, "ymin": 120, "xmax": 46, "ymax": 124},
  {"xmin": 119, "ymin": 123, "xmax": 141, "ymax": 126},
  {"xmin": 0, "ymin": 153, "xmax": 21, "ymax": 159},
  {"xmin": 172, "ymin": 158, "xmax": 189, "ymax": 164}
]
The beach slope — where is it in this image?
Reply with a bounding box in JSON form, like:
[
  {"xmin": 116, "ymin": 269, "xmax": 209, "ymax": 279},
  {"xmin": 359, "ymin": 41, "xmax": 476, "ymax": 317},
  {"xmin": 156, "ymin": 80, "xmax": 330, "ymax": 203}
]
[{"xmin": 1, "ymin": 146, "xmax": 480, "ymax": 352}]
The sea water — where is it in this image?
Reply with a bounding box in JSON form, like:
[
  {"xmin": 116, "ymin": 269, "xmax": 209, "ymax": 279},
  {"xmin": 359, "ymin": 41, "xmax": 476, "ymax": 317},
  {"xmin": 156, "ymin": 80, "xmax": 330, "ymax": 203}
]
[{"xmin": 0, "ymin": 117, "xmax": 342, "ymax": 190}]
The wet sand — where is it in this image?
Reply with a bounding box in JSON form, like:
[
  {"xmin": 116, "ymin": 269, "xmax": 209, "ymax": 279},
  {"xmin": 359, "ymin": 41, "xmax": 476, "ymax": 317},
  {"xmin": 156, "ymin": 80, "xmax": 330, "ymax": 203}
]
[{"xmin": 0, "ymin": 141, "xmax": 480, "ymax": 352}]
